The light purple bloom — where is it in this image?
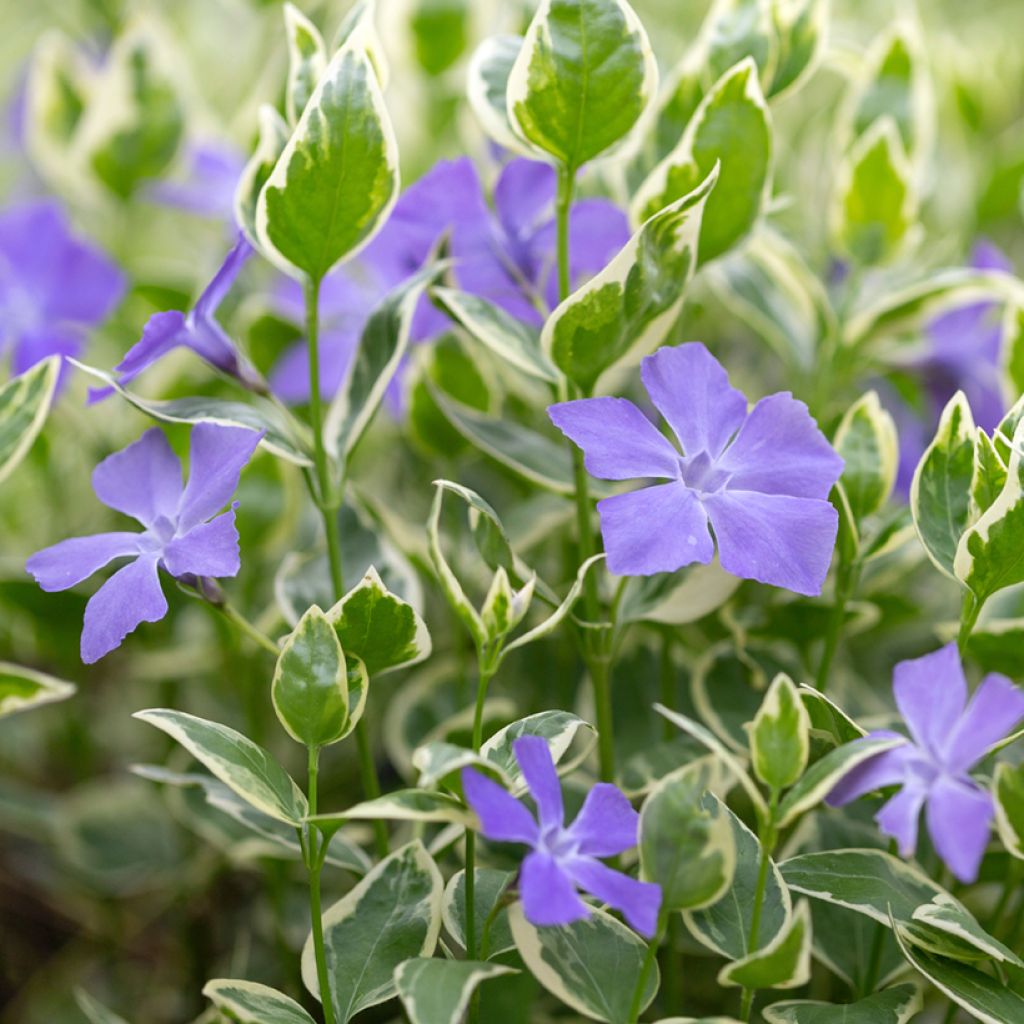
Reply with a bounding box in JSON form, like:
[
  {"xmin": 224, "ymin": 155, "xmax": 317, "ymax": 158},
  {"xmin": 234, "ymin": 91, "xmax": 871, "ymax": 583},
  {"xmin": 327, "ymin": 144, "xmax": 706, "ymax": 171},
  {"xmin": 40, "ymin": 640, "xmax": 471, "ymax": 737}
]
[
  {"xmin": 100, "ymin": 234, "xmax": 263, "ymax": 396},
  {"xmin": 26, "ymin": 423, "xmax": 262, "ymax": 664},
  {"xmin": 146, "ymin": 141, "xmax": 245, "ymax": 223},
  {"xmin": 462, "ymin": 735, "xmax": 661, "ymax": 936},
  {"xmin": 0, "ymin": 200, "xmax": 124, "ymax": 375},
  {"xmin": 827, "ymin": 643, "xmax": 1024, "ymax": 883},
  {"xmin": 270, "ymin": 156, "xmax": 629, "ymax": 403},
  {"xmin": 548, "ymin": 343, "xmax": 843, "ymax": 595}
]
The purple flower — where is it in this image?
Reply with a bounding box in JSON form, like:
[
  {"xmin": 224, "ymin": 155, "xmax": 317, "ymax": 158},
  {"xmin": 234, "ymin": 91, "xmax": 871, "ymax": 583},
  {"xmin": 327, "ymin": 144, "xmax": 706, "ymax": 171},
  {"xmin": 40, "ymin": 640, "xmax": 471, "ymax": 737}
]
[
  {"xmin": 269, "ymin": 156, "xmax": 629, "ymax": 403},
  {"xmin": 146, "ymin": 141, "xmax": 245, "ymax": 223},
  {"xmin": 0, "ymin": 200, "xmax": 124, "ymax": 375},
  {"xmin": 26, "ymin": 423, "xmax": 262, "ymax": 663},
  {"xmin": 827, "ymin": 643, "xmax": 1024, "ymax": 883},
  {"xmin": 101, "ymin": 234, "xmax": 262, "ymax": 396},
  {"xmin": 462, "ymin": 735, "xmax": 661, "ymax": 937},
  {"xmin": 548, "ymin": 343, "xmax": 843, "ymax": 595}
]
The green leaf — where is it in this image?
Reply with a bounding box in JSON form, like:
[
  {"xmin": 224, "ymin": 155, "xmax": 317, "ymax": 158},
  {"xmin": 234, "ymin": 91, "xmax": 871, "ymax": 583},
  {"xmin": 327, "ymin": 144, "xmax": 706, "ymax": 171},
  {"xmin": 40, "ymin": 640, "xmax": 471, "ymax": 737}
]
[
  {"xmin": 890, "ymin": 917, "xmax": 1024, "ymax": 1024},
  {"xmin": 133, "ymin": 709, "xmax": 308, "ymax": 825},
  {"xmin": 1002, "ymin": 304, "xmax": 1024, "ymax": 398},
  {"xmin": 994, "ymin": 761, "xmax": 1024, "ymax": 860},
  {"xmin": 762, "ymin": 983, "xmax": 922, "ymax": 1024},
  {"xmin": 481, "ymin": 567, "xmax": 535, "ymax": 643},
  {"xmin": 77, "ymin": 21, "xmax": 183, "ymax": 199},
  {"xmin": 781, "ymin": 849, "xmax": 1021, "ymax": 965},
  {"xmin": 326, "ymin": 567, "xmax": 431, "ymax": 677},
  {"xmin": 685, "ymin": 798, "xmax": 790, "ymax": 960},
  {"xmin": 203, "ymin": 979, "xmax": 316, "ymax": 1024},
  {"xmin": 302, "ymin": 840, "xmax": 443, "ymax": 1022},
  {"xmin": 236, "ymin": 105, "xmax": 291, "ymax": 250},
  {"xmin": 395, "ymin": 959, "xmax": 516, "ymax": 1024},
  {"xmin": 257, "ymin": 35, "xmax": 399, "ymax": 280},
  {"xmin": 74, "ymin": 991, "xmax": 131, "ymax": 1024},
  {"xmin": 466, "ymin": 35, "xmax": 531, "ymax": 154},
  {"xmin": 971, "ymin": 429, "xmax": 1008, "ymax": 519},
  {"xmin": 699, "ymin": 0, "xmax": 777, "ymax": 88},
  {"xmin": 0, "ymin": 662, "xmax": 75, "ymax": 720},
  {"xmin": 634, "ymin": 57, "xmax": 771, "ymax": 264},
  {"xmin": 409, "ymin": 0, "xmax": 470, "ymax": 77},
  {"xmin": 308, "ymin": 789, "xmax": 476, "ymax": 832},
  {"xmin": 769, "ymin": 0, "xmax": 827, "ymax": 97},
  {"xmin": 0, "ymin": 357, "xmax": 60, "ymax": 485},
  {"xmin": 272, "ymin": 606, "xmax": 349, "ymax": 747},
  {"xmin": 284, "ymin": 3, "xmax": 327, "ymax": 126},
  {"xmin": 834, "ymin": 391, "xmax": 899, "ymax": 520},
  {"xmin": 748, "ymin": 673, "xmax": 809, "ymax": 791},
  {"xmin": 955, "ymin": 417, "xmax": 1024, "ymax": 602},
  {"xmin": 506, "ymin": 0, "xmax": 657, "ymax": 168},
  {"xmin": 834, "ymin": 118, "xmax": 916, "ymax": 265},
  {"xmin": 443, "ymin": 868, "xmax": 516, "ymax": 957},
  {"xmin": 775, "ymin": 738, "xmax": 902, "ymax": 829},
  {"xmin": 718, "ymin": 899, "xmax": 812, "ymax": 989},
  {"xmin": 639, "ymin": 759, "xmax": 736, "ymax": 910},
  {"xmin": 618, "ymin": 563, "xmax": 740, "ymax": 626},
  {"xmin": 431, "ymin": 479, "xmax": 517, "ymax": 575},
  {"xmin": 431, "ymin": 286, "xmax": 558, "ymax": 382},
  {"xmin": 509, "ymin": 902, "xmax": 659, "ymax": 1023},
  {"xmin": 326, "ymin": 265, "xmax": 440, "ymax": 461},
  {"xmin": 543, "ymin": 167, "xmax": 716, "ymax": 394},
  {"xmin": 70, "ymin": 359, "xmax": 312, "ymax": 466},
  {"xmin": 798, "ymin": 686, "xmax": 866, "ymax": 747},
  {"xmin": 910, "ymin": 391, "xmax": 975, "ymax": 581}
]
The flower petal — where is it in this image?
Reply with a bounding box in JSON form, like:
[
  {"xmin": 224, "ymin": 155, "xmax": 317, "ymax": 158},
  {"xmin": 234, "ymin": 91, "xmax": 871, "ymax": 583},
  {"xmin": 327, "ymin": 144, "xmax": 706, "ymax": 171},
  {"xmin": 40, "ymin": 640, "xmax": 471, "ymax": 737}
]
[
  {"xmin": 598, "ymin": 482, "xmax": 714, "ymax": 576},
  {"xmin": 176, "ymin": 423, "xmax": 262, "ymax": 532},
  {"xmin": 825, "ymin": 735, "xmax": 916, "ymax": 806},
  {"xmin": 163, "ymin": 508, "xmax": 241, "ymax": 579},
  {"xmin": 548, "ymin": 398, "xmax": 679, "ymax": 480},
  {"xmin": 565, "ymin": 856, "xmax": 662, "ymax": 937},
  {"xmin": 566, "ymin": 783, "xmax": 639, "ymax": 857},
  {"xmin": 703, "ymin": 490, "xmax": 838, "ymax": 596},
  {"xmin": 92, "ymin": 428, "xmax": 183, "ymax": 527},
  {"xmin": 926, "ymin": 777, "xmax": 994, "ymax": 884},
  {"xmin": 494, "ymin": 159, "xmax": 555, "ymax": 243},
  {"xmin": 520, "ymin": 850, "xmax": 589, "ymax": 927},
  {"xmin": 81, "ymin": 554, "xmax": 168, "ymax": 663},
  {"xmin": 11, "ymin": 326, "xmax": 83, "ymax": 375},
  {"xmin": 892, "ymin": 644, "xmax": 967, "ymax": 760},
  {"xmin": 47, "ymin": 232, "xmax": 124, "ymax": 326},
  {"xmin": 943, "ymin": 672, "xmax": 1024, "ymax": 772},
  {"xmin": 875, "ymin": 786, "xmax": 927, "ymax": 857},
  {"xmin": 639, "ymin": 343, "xmax": 748, "ymax": 459},
  {"xmin": 193, "ymin": 234, "xmax": 251, "ymax": 321},
  {"xmin": 514, "ymin": 736, "xmax": 564, "ymax": 831},
  {"xmin": 113, "ymin": 310, "xmax": 190, "ymax": 387},
  {"xmin": 717, "ymin": 392, "xmax": 843, "ymax": 499},
  {"xmin": 26, "ymin": 532, "xmax": 143, "ymax": 591},
  {"xmin": 461, "ymin": 768, "xmax": 539, "ymax": 846}
]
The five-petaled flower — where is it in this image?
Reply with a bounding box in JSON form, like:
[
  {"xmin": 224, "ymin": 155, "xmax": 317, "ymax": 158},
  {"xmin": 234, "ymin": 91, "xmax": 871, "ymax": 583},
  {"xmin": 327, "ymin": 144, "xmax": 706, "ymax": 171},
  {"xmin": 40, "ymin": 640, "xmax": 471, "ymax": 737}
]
[
  {"xmin": 462, "ymin": 735, "xmax": 661, "ymax": 937},
  {"xmin": 0, "ymin": 200, "xmax": 124, "ymax": 376},
  {"xmin": 26, "ymin": 423, "xmax": 262, "ymax": 664},
  {"xmin": 548, "ymin": 343, "xmax": 843, "ymax": 595},
  {"xmin": 827, "ymin": 643, "xmax": 1024, "ymax": 883}
]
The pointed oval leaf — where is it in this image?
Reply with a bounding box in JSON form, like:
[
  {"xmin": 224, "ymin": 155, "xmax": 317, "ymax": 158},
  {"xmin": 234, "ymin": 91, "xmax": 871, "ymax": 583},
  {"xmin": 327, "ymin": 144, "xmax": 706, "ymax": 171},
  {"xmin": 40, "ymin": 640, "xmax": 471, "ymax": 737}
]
[
  {"xmin": 443, "ymin": 868, "xmax": 516, "ymax": 957},
  {"xmin": 74, "ymin": 991, "xmax": 131, "ymax": 1024},
  {"xmin": 633, "ymin": 57, "xmax": 771, "ymax": 264},
  {"xmin": 284, "ymin": 4, "xmax": 327, "ymax": 126},
  {"xmin": 0, "ymin": 661, "xmax": 75, "ymax": 720},
  {"xmin": 762, "ymin": 983, "xmax": 922, "ymax": 1024},
  {"xmin": 769, "ymin": 0, "xmax": 827, "ymax": 97},
  {"xmin": 509, "ymin": 901, "xmax": 659, "ymax": 1023},
  {"xmin": 308, "ymin": 789, "xmax": 476, "ymax": 832},
  {"xmin": 543, "ymin": 167, "xmax": 716, "ymax": 393},
  {"xmin": 834, "ymin": 391, "xmax": 899, "ymax": 520},
  {"xmin": 236, "ymin": 105, "xmax": 291, "ymax": 250},
  {"xmin": 301, "ymin": 840, "xmax": 443, "ymax": 1022},
  {"xmin": 395, "ymin": 959, "xmax": 516, "ymax": 1024},
  {"xmin": 506, "ymin": 0, "xmax": 657, "ymax": 168},
  {"xmin": 257, "ymin": 39, "xmax": 399, "ymax": 280},
  {"xmin": 467, "ymin": 34, "xmax": 533, "ymax": 155},
  {"xmin": 133, "ymin": 709, "xmax": 308, "ymax": 825},
  {"xmin": 994, "ymin": 761, "xmax": 1024, "ymax": 860},
  {"xmin": 749, "ymin": 673, "xmax": 810, "ymax": 791},
  {"xmin": 204, "ymin": 979, "xmax": 316, "ymax": 1024},
  {"xmin": 0, "ymin": 357, "xmax": 60, "ymax": 485},
  {"xmin": 718, "ymin": 899, "xmax": 812, "ymax": 989}
]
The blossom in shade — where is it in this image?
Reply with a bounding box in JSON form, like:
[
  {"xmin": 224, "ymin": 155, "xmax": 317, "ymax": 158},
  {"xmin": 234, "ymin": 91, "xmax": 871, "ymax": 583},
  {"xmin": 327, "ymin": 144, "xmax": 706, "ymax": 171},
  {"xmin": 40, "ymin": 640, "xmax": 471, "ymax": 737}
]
[
  {"xmin": 461, "ymin": 735, "xmax": 661, "ymax": 936},
  {"xmin": 102, "ymin": 234, "xmax": 263, "ymax": 395},
  {"xmin": 548, "ymin": 343, "xmax": 843, "ymax": 595},
  {"xmin": 269, "ymin": 156, "xmax": 629, "ymax": 402},
  {"xmin": 827, "ymin": 643, "xmax": 1024, "ymax": 883},
  {"xmin": 0, "ymin": 200, "xmax": 124, "ymax": 374},
  {"xmin": 26, "ymin": 423, "xmax": 262, "ymax": 664}
]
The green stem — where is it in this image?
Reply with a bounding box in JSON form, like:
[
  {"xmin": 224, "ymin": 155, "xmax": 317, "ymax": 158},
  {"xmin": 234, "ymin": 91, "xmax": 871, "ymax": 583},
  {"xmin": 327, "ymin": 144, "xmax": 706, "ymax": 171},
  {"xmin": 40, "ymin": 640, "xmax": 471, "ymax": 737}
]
[
  {"xmin": 305, "ymin": 746, "xmax": 337, "ymax": 1024},
  {"xmin": 555, "ymin": 164, "xmax": 573, "ymax": 303},
  {"xmin": 465, "ymin": 665, "xmax": 495, "ymax": 970},
  {"xmin": 662, "ymin": 914, "xmax": 683, "ymax": 1014},
  {"xmin": 218, "ymin": 601, "xmax": 280, "ymax": 657},
  {"xmin": 957, "ymin": 591, "xmax": 982, "ymax": 654},
  {"xmin": 659, "ymin": 631, "xmax": 675, "ymax": 741},
  {"xmin": 591, "ymin": 656, "xmax": 615, "ymax": 782},
  {"xmin": 629, "ymin": 909, "xmax": 667, "ymax": 1022},
  {"xmin": 814, "ymin": 561, "xmax": 856, "ymax": 691},
  {"xmin": 740, "ymin": 795, "xmax": 779, "ymax": 1022}
]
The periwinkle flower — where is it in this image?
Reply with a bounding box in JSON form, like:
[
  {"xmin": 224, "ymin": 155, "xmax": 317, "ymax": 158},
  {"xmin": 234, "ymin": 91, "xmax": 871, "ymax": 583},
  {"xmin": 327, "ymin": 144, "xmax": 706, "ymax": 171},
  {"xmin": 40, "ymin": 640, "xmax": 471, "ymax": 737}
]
[
  {"xmin": 26, "ymin": 423, "xmax": 262, "ymax": 664},
  {"xmin": 0, "ymin": 200, "xmax": 124, "ymax": 374},
  {"xmin": 462, "ymin": 735, "xmax": 661, "ymax": 936},
  {"xmin": 827, "ymin": 643, "xmax": 1024, "ymax": 882},
  {"xmin": 103, "ymin": 234, "xmax": 263, "ymax": 395},
  {"xmin": 146, "ymin": 141, "xmax": 245, "ymax": 223},
  {"xmin": 548, "ymin": 343, "xmax": 843, "ymax": 595},
  {"xmin": 270, "ymin": 156, "xmax": 629, "ymax": 402}
]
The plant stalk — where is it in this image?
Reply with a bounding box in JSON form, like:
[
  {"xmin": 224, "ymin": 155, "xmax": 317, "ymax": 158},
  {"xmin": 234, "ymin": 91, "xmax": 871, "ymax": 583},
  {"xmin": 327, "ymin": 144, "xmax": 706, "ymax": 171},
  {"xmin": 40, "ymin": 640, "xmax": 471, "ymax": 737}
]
[
  {"xmin": 957, "ymin": 590, "xmax": 982, "ymax": 654},
  {"xmin": 304, "ymin": 746, "xmax": 337, "ymax": 1024},
  {"xmin": 465, "ymin": 664, "xmax": 495, "ymax": 966},
  {"xmin": 740, "ymin": 794, "xmax": 779, "ymax": 1022},
  {"xmin": 629, "ymin": 909, "xmax": 667, "ymax": 1022}
]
